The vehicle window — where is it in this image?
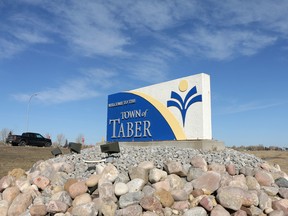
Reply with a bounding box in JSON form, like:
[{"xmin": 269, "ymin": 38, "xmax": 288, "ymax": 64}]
[{"xmin": 36, "ymin": 134, "xmax": 44, "ymax": 139}]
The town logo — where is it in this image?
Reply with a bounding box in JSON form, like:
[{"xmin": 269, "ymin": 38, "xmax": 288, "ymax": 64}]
[{"xmin": 167, "ymin": 80, "xmax": 202, "ymax": 126}]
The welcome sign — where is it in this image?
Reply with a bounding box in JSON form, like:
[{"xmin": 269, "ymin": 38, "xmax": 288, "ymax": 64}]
[{"xmin": 106, "ymin": 73, "xmax": 212, "ymax": 142}]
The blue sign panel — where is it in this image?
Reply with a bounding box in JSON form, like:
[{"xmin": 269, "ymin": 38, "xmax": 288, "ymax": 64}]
[{"xmin": 106, "ymin": 92, "xmax": 176, "ymax": 142}]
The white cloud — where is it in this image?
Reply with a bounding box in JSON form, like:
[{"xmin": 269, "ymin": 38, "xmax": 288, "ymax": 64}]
[
  {"xmin": 12, "ymin": 68, "xmax": 118, "ymax": 104},
  {"xmin": 220, "ymin": 101, "xmax": 285, "ymax": 114},
  {"xmin": 125, "ymin": 47, "xmax": 175, "ymax": 83},
  {"xmin": 1, "ymin": 0, "xmax": 288, "ymax": 62},
  {"xmin": 13, "ymin": 29, "xmax": 52, "ymax": 44},
  {"xmin": 58, "ymin": 1, "xmax": 129, "ymax": 56},
  {"xmin": 37, "ymin": 1, "xmax": 130, "ymax": 57},
  {"xmin": 0, "ymin": 10, "xmax": 54, "ymax": 58},
  {"xmin": 176, "ymin": 28, "xmax": 277, "ymax": 60},
  {"xmin": 116, "ymin": 0, "xmax": 197, "ymax": 31},
  {"xmin": 208, "ymin": 0, "xmax": 288, "ymax": 36},
  {"xmin": 82, "ymin": 68, "xmax": 118, "ymax": 89},
  {"xmin": 1, "ymin": 0, "xmax": 130, "ymax": 58},
  {"xmin": 0, "ymin": 38, "xmax": 25, "ymax": 59}
]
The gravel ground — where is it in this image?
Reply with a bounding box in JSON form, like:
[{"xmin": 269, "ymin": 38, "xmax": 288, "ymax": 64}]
[{"xmin": 48, "ymin": 145, "xmax": 265, "ymax": 179}]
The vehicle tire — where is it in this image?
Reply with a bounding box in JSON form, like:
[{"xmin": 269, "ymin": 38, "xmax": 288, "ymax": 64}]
[
  {"xmin": 18, "ymin": 140, "xmax": 26, "ymax": 146},
  {"xmin": 45, "ymin": 142, "xmax": 51, "ymax": 147}
]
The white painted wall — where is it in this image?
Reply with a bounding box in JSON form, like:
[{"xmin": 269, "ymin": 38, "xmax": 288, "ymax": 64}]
[{"xmin": 131, "ymin": 73, "xmax": 212, "ymax": 140}]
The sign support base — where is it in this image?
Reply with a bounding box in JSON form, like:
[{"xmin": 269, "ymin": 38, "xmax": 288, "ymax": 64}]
[{"xmin": 119, "ymin": 139, "xmax": 225, "ymax": 151}]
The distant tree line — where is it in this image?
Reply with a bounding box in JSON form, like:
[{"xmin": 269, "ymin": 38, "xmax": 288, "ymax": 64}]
[{"xmin": 230, "ymin": 144, "xmax": 288, "ymax": 151}]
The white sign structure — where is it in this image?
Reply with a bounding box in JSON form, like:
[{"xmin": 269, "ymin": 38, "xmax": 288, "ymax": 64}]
[{"xmin": 107, "ymin": 73, "xmax": 212, "ymax": 141}]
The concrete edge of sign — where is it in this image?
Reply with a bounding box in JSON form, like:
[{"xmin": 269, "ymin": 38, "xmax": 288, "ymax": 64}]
[{"xmin": 118, "ymin": 139, "xmax": 225, "ymax": 151}]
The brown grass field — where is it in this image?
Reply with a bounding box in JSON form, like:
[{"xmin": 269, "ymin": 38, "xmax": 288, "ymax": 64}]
[
  {"xmin": 0, "ymin": 143, "xmax": 287, "ymax": 178},
  {"xmin": 0, "ymin": 144, "xmax": 71, "ymax": 178},
  {"xmin": 245, "ymin": 150, "xmax": 288, "ymax": 174}
]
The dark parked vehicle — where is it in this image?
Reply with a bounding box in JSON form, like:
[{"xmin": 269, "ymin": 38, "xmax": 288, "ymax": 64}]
[{"xmin": 6, "ymin": 132, "xmax": 52, "ymax": 147}]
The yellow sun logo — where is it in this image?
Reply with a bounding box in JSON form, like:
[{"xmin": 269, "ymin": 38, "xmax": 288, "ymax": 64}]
[{"xmin": 179, "ymin": 80, "xmax": 188, "ymax": 92}]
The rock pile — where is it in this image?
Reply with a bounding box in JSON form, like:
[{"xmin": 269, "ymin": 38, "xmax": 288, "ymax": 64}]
[{"xmin": 0, "ymin": 145, "xmax": 288, "ymax": 216}]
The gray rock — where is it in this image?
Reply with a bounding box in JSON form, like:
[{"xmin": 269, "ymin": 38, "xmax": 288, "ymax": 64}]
[
  {"xmin": 233, "ymin": 209, "xmax": 248, "ymax": 216},
  {"xmin": 199, "ymin": 195, "xmax": 214, "ymax": 211},
  {"xmin": 187, "ymin": 167, "xmax": 204, "ymax": 181},
  {"xmin": 239, "ymin": 167, "xmax": 256, "ymax": 176},
  {"xmin": 255, "ymin": 170, "xmax": 274, "ymax": 186},
  {"xmin": 268, "ymin": 210, "xmax": 285, "ymax": 216},
  {"xmin": 164, "ymin": 161, "xmax": 186, "ymax": 176},
  {"xmin": 154, "ymin": 188, "xmax": 174, "ymax": 207},
  {"xmin": 114, "ymin": 182, "xmax": 129, "ymax": 196},
  {"xmin": 138, "ymin": 161, "xmax": 154, "ymax": 170},
  {"xmin": 226, "ymin": 163, "xmax": 237, "ymax": 176},
  {"xmin": 190, "ymin": 156, "xmax": 208, "ymax": 171},
  {"xmin": 29, "ymin": 204, "xmax": 47, "ymax": 216},
  {"xmin": 50, "ymin": 172, "xmax": 69, "ymax": 186},
  {"xmin": 33, "ymin": 175, "xmax": 50, "ymax": 190},
  {"xmin": 51, "ymin": 191, "xmax": 72, "ymax": 206},
  {"xmin": 208, "ymin": 163, "xmax": 226, "ymax": 173},
  {"xmin": 115, "ymin": 204, "xmax": 143, "ymax": 216},
  {"xmin": 128, "ymin": 166, "xmax": 149, "ymax": 183},
  {"xmin": 115, "ymin": 172, "xmax": 130, "ymax": 184},
  {"xmin": 258, "ymin": 190, "xmax": 272, "ymax": 210},
  {"xmin": 192, "ymin": 171, "xmax": 221, "ymax": 194},
  {"xmin": 99, "ymin": 163, "xmax": 119, "ymax": 184},
  {"xmin": 183, "ymin": 181, "xmax": 194, "ymax": 195},
  {"xmin": 149, "ymin": 168, "xmax": 167, "ymax": 183},
  {"xmin": 210, "ymin": 204, "xmax": 230, "ymax": 216},
  {"xmin": 127, "ymin": 178, "xmax": 146, "ymax": 192},
  {"xmin": 152, "ymin": 178, "xmax": 170, "ymax": 191},
  {"xmin": 183, "ymin": 206, "xmax": 207, "ymax": 216},
  {"xmin": 7, "ymin": 191, "xmax": 33, "ymax": 216},
  {"xmin": 217, "ymin": 187, "xmax": 246, "ymax": 211},
  {"xmin": 246, "ymin": 176, "xmax": 260, "ymax": 190},
  {"xmin": 72, "ymin": 193, "xmax": 92, "ymax": 207},
  {"xmin": 171, "ymin": 189, "xmax": 188, "ymax": 201},
  {"xmin": 0, "ymin": 200, "xmax": 9, "ymax": 216},
  {"xmin": 228, "ymin": 174, "xmax": 248, "ymax": 190},
  {"xmin": 279, "ymin": 187, "xmax": 288, "ymax": 199},
  {"xmin": 85, "ymin": 174, "xmax": 100, "ymax": 187},
  {"xmin": 35, "ymin": 161, "xmax": 56, "ymax": 179},
  {"xmin": 139, "ymin": 195, "xmax": 162, "ymax": 212},
  {"xmin": 100, "ymin": 200, "xmax": 118, "ymax": 216},
  {"xmin": 46, "ymin": 200, "xmax": 68, "ymax": 214},
  {"xmin": 142, "ymin": 185, "xmax": 155, "ymax": 197},
  {"xmin": 0, "ymin": 176, "xmax": 13, "ymax": 192},
  {"xmin": 249, "ymin": 205, "xmax": 263, "ymax": 215},
  {"xmin": 60, "ymin": 162, "xmax": 75, "ymax": 174},
  {"xmin": 119, "ymin": 191, "xmax": 144, "ymax": 208},
  {"xmin": 167, "ymin": 174, "xmax": 184, "ymax": 190},
  {"xmin": 2, "ymin": 186, "xmax": 20, "ymax": 205},
  {"xmin": 98, "ymin": 182, "xmax": 117, "ymax": 202},
  {"xmin": 68, "ymin": 181, "xmax": 88, "ymax": 199},
  {"xmin": 272, "ymin": 199, "xmax": 288, "ymax": 215},
  {"xmin": 72, "ymin": 202, "xmax": 98, "ymax": 216},
  {"xmin": 262, "ymin": 185, "xmax": 279, "ymax": 196},
  {"xmin": 275, "ymin": 178, "xmax": 288, "ymax": 188},
  {"xmin": 142, "ymin": 211, "xmax": 159, "ymax": 216}
]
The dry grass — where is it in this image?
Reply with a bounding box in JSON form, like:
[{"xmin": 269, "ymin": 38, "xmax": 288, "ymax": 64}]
[
  {"xmin": 242, "ymin": 150, "xmax": 288, "ymax": 174},
  {"xmin": 0, "ymin": 144, "xmax": 70, "ymax": 178},
  {"xmin": 0, "ymin": 143, "xmax": 287, "ymax": 178}
]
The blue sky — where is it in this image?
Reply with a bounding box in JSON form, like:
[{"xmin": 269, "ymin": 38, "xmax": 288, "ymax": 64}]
[{"xmin": 0, "ymin": 0, "xmax": 287, "ymax": 147}]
